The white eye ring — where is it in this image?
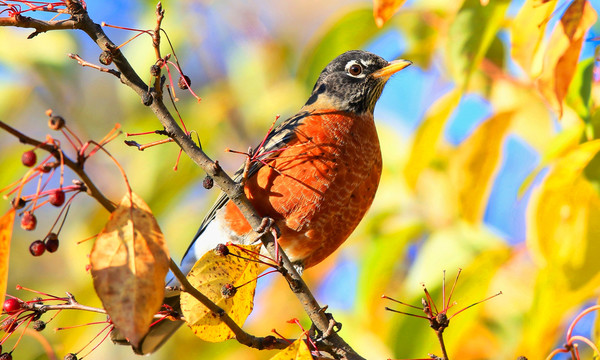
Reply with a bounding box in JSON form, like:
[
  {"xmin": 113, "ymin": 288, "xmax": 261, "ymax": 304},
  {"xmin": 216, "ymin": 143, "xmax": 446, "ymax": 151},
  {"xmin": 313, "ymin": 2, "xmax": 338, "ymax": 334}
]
[{"xmin": 345, "ymin": 60, "xmax": 364, "ymax": 78}]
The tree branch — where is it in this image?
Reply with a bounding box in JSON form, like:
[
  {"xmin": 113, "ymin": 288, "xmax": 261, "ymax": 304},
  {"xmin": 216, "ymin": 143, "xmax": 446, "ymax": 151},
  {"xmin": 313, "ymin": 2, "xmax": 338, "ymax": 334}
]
[{"xmin": 1, "ymin": 2, "xmax": 364, "ymax": 359}]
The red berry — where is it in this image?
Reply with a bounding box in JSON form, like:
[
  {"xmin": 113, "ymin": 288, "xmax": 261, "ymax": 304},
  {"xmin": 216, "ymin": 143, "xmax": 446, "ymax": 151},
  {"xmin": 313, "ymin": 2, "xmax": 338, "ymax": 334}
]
[
  {"xmin": 45, "ymin": 234, "xmax": 59, "ymax": 253},
  {"xmin": 20, "ymin": 211, "xmax": 37, "ymax": 231},
  {"xmin": 21, "ymin": 150, "xmax": 37, "ymax": 167},
  {"xmin": 3, "ymin": 298, "xmax": 21, "ymax": 314},
  {"xmin": 29, "ymin": 240, "xmax": 45, "ymax": 256},
  {"xmin": 49, "ymin": 189, "xmax": 65, "ymax": 207},
  {"xmin": 0, "ymin": 352, "xmax": 12, "ymax": 360}
]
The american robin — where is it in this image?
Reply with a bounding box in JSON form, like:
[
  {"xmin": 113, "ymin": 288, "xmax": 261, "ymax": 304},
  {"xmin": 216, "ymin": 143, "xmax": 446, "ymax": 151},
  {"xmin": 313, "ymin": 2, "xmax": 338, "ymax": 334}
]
[
  {"xmin": 180, "ymin": 49, "xmax": 411, "ymax": 274},
  {"xmin": 132, "ymin": 50, "xmax": 411, "ymax": 354}
]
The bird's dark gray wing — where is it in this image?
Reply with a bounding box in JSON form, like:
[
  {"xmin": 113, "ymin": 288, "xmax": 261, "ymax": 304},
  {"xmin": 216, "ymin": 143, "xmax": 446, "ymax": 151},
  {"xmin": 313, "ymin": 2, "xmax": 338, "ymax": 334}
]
[{"xmin": 180, "ymin": 110, "xmax": 310, "ymax": 266}]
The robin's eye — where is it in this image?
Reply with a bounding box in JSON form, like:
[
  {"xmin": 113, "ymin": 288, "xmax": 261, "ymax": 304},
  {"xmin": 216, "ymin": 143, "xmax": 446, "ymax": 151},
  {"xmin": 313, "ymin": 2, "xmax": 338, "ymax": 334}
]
[{"xmin": 348, "ymin": 63, "xmax": 363, "ymax": 76}]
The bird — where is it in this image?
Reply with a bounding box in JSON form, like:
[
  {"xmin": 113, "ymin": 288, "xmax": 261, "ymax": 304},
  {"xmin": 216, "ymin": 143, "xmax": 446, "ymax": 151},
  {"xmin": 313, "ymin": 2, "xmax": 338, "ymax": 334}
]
[
  {"xmin": 180, "ymin": 49, "xmax": 411, "ymax": 274},
  {"xmin": 128, "ymin": 49, "xmax": 411, "ymax": 354}
]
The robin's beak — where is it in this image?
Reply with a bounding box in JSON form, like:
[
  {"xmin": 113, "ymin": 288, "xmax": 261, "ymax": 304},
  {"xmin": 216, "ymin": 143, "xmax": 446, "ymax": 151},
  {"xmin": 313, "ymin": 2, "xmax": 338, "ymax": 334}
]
[{"xmin": 372, "ymin": 59, "xmax": 412, "ymax": 79}]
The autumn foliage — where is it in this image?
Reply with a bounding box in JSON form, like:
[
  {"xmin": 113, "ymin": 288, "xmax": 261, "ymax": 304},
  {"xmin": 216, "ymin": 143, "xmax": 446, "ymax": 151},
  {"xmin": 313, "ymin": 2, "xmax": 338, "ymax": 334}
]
[{"xmin": 0, "ymin": 0, "xmax": 600, "ymax": 360}]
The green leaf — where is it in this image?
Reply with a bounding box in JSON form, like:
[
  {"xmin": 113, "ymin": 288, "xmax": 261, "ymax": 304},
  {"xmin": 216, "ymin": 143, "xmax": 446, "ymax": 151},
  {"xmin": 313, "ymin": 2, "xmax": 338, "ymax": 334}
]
[
  {"xmin": 447, "ymin": 0, "xmax": 510, "ymax": 91},
  {"xmin": 566, "ymin": 58, "xmax": 593, "ymax": 124}
]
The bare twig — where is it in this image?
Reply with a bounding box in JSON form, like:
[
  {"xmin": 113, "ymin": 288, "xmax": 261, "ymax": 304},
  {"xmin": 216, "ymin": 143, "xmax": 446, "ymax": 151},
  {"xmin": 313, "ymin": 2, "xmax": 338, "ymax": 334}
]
[
  {"xmin": 68, "ymin": 53, "xmax": 121, "ymax": 78},
  {"xmin": 0, "ymin": 14, "xmax": 77, "ymax": 38}
]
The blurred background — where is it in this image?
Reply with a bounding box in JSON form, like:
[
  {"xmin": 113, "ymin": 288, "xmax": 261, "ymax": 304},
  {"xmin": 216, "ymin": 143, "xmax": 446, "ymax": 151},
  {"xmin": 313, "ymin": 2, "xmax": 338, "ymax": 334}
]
[{"xmin": 1, "ymin": 0, "xmax": 600, "ymax": 359}]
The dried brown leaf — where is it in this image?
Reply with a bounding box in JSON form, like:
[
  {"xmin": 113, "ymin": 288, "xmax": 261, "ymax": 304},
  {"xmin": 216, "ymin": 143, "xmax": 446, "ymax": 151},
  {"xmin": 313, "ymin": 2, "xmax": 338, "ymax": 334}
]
[{"xmin": 90, "ymin": 192, "xmax": 170, "ymax": 349}]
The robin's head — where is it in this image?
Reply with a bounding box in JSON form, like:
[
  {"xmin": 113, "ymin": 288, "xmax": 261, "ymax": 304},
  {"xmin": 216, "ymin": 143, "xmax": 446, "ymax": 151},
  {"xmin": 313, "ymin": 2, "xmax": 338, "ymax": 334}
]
[{"xmin": 304, "ymin": 50, "xmax": 411, "ymax": 114}]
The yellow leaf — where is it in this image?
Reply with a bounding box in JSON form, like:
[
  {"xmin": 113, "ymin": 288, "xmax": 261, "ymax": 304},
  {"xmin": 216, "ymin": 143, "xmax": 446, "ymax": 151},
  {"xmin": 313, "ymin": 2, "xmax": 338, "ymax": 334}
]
[
  {"xmin": 536, "ymin": 0, "xmax": 597, "ymax": 117},
  {"xmin": 448, "ymin": 112, "xmax": 514, "ymax": 223},
  {"xmin": 268, "ymin": 336, "xmax": 312, "ymax": 360},
  {"xmin": 0, "ymin": 209, "xmax": 15, "ymax": 305},
  {"xmin": 180, "ymin": 244, "xmax": 261, "ymax": 342},
  {"xmin": 510, "ymin": 0, "xmax": 557, "ymax": 77},
  {"xmin": 527, "ymin": 140, "xmax": 600, "ymax": 291},
  {"xmin": 372, "ymin": 0, "xmax": 407, "ymax": 28},
  {"xmin": 518, "ymin": 123, "xmax": 583, "ymax": 197},
  {"xmin": 404, "ymin": 89, "xmax": 461, "ymax": 189},
  {"xmin": 90, "ymin": 192, "xmax": 170, "ymax": 349}
]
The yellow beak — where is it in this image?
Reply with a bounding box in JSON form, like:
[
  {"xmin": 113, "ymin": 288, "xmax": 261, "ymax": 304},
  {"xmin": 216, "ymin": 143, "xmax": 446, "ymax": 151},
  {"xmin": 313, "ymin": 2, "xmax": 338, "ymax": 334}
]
[{"xmin": 372, "ymin": 59, "xmax": 412, "ymax": 79}]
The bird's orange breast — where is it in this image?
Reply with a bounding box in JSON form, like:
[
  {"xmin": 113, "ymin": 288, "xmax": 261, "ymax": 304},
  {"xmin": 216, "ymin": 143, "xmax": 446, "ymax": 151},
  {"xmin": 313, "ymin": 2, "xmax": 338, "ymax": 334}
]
[{"xmin": 223, "ymin": 110, "xmax": 382, "ymax": 268}]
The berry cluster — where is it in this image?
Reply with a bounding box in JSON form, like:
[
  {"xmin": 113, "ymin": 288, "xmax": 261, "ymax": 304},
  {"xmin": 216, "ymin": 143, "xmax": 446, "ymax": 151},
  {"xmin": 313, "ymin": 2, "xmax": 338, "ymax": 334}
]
[
  {"xmin": 0, "ymin": 286, "xmax": 114, "ymax": 360},
  {"xmin": 2, "ymin": 110, "xmax": 121, "ymax": 257},
  {"xmin": 0, "ymin": 293, "xmax": 47, "ymax": 359}
]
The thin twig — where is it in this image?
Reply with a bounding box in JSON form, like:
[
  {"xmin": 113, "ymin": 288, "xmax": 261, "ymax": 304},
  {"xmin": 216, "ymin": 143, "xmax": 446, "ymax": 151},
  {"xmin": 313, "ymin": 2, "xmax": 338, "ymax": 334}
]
[
  {"xmin": 68, "ymin": 53, "xmax": 121, "ymax": 78},
  {"xmin": 0, "ymin": 121, "xmax": 116, "ymax": 212}
]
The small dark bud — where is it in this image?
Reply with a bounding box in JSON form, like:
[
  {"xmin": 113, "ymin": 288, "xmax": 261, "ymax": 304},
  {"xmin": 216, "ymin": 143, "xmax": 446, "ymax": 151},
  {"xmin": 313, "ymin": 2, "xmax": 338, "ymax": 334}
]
[
  {"xmin": 436, "ymin": 313, "xmax": 449, "ymax": 327},
  {"xmin": 0, "ymin": 352, "xmax": 12, "ymax": 360},
  {"xmin": 32, "ymin": 297, "xmax": 43, "ymax": 305},
  {"xmin": 48, "ymin": 115, "xmax": 65, "ymax": 130},
  {"xmin": 221, "ymin": 283, "xmax": 237, "ymax": 298},
  {"xmin": 10, "ymin": 197, "xmax": 26, "ymax": 210},
  {"xmin": 202, "ymin": 176, "xmax": 214, "ymax": 189},
  {"xmin": 150, "ymin": 64, "xmax": 160, "ymax": 76},
  {"xmin": 2, "ymin": 318, "xmax": 18, "ymax": 333},
  {"xmin": 142, "ymin": 92, "xmax": 153, "ymax": 106},
  {"xmin": 33, "ymin": 320, "xmax": 46, "ymax": 331},
  {"xmin": 178, "ymin": 75, "xmax": 191, "ymax": 90},
  {"xmin": 214, "ymin": 244, "xmax": 229, "ymax": 256},
  {"xmin": 262, "ymin": 335, "xmax": 277, "ymax": 349},
  {"xmin": 40, "ymin": 161, "xmax": 57, "ymax": 173},
  {"xmin": 64, "ymin": 353, "xmax": 78, "ymax": 360},
  {"xmin": 98, "ymin": 50, "xmax": 113, "ymax": 66}
]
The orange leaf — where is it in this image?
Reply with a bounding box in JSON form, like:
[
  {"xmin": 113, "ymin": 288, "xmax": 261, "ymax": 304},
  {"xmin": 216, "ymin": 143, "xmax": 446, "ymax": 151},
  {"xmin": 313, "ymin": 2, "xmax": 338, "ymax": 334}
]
[
  {"xmin": 0, "ymin": 209, "xmax": 15, "ymax": 304},
  {"xmin": 373, "ymin": 0, "xmax": 407, "ymax": 28},
  {"xmin": 536, "ymin": 0, "xmax": 597, "ymax": 117},
  {"xmin": 268, "ymin": 335, "xmax": 312, "ymax": 360},
  {"xmin": 180, "ymin": 244, "xmax": 261, "ymax": 342},
  {"xmin": 90, "ymin": 192, "xmax": 170, "ymax": 349}
]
